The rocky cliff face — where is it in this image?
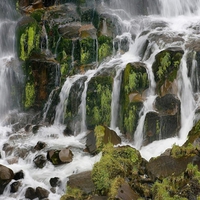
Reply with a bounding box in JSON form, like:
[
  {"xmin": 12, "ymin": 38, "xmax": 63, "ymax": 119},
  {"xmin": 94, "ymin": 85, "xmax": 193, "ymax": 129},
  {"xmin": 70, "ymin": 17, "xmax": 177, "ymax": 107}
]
[{"xmin": 15, "ymin": 0, "xmax": 187, "ymax": 145}]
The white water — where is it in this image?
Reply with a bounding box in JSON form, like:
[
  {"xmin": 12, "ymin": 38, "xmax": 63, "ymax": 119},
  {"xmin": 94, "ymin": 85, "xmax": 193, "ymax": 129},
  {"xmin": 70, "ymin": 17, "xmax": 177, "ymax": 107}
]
[{"xmin": 1, "ymin": 0, "xmax": 200, "ymax": 199}]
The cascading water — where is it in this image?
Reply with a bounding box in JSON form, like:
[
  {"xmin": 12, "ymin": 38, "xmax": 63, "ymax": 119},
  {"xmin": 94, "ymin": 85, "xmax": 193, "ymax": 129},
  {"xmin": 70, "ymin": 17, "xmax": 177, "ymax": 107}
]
[{"xmin": 2, "ymin": 0, "xmax": 200, "ymax": 199}]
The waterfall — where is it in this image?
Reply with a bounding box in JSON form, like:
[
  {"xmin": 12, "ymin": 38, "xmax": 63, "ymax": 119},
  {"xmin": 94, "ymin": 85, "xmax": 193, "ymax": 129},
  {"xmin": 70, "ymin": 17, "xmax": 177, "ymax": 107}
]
[
  {"xmin": 2, "ymin": 0, "xmax": 200, "ymax": 199},
  {"xmin": 0, "ymin": 0, "xmax": 21, "ymax": 120}
]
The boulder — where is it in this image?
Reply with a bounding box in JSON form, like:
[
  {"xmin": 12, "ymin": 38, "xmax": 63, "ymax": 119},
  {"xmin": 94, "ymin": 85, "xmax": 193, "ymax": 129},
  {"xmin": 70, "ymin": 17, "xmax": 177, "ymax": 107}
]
[
  {"xmin": 10, "ymin": 181, "xmax": 21, "ymax": 193},
  {"xmin": 36, "ymin": 186, "xmax": 50, "ymax": 199},
  {"xmin": 67, "ymin": 171, "xmax": 95, "ymax": 194},
  {"xmin": 33, "ymin": 154, "xmax": 47, "ymax": 168},
  {"xmin": 14, "ymin": 170, "xmax": 24, "ymax": 180},
  {"xmin": 50, "ymin": 177, "xmax": 61, "ymax": 187},
  {"xmin": 47, "ymin": 148, "xmax": 73, "ymax": 165},
  {"xmin": 34, "ymin": 141, "xmax": 46, "ymax": 150},
  {"xmin": 25, "ymin": 187, "xmax": 37, "ymax": 200},
  {"xmin": 0, "ymin": 164, "xmax": 14, "ymax": 194},
  {"xmin": 146, "ymin": 155, "xmax": 194, "ymax": 181},
  {"xmin": 86, "ymin": 125, "xmax": 121, "ymax": 154}
]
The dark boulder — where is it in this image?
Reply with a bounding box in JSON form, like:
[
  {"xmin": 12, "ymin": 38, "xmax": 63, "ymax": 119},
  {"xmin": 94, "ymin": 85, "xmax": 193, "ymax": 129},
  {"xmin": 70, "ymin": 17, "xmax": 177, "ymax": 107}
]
[
  {"xmin": 10, "ymin": 181, "xmax": 21, "ymax": 193},
  {"xmin": 50, "ymin": 177, "xmax": 61, "ymax": 187},
  {"xmin": 25, "ymin": 187, "xmax": 37, "ymax": 200},
  {"xmin": 33, "ymin": 154, "xmax": 47, "ymax": 168},
  {"xmin": 36, "ymin": 186, "xmax": 50, "ymax": 199},
  {"xmin": 0, "ymin": 164, "xmax": 14, "ymax": 194}
]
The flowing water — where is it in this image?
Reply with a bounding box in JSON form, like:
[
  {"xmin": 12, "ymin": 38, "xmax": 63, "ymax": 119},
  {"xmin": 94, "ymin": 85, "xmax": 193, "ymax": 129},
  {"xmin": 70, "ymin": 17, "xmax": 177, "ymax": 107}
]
[{"xmin": 1, "ymin": 0, "xmax": 200, "ymax": 199}]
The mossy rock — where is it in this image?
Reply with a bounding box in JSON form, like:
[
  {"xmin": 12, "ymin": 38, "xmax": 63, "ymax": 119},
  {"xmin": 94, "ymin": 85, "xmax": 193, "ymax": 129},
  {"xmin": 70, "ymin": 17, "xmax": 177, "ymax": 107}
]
[
  {"xmin": 92, "ymin": 145, "xmax": 142, "ymax": 196},
  {"xmin": 80, "ymin": 37, "xmax": 97, "ymax": 65},
  {"xmin": 98, "ymin": 35, "xmax": 113, "ymax": 62},
  {"xmin": 16, "ymin": 16, "xmax": 41, "ymax": 61},
  {"xmin": 184, "ymin": 120, "xmax": 200, "ymax": 147},
  {"xmin": 152, "ymin": 48, "xmax": 184, "ymax": 95},
  {"xmin": 120, "ymin": 62, "xmax": 148, "ymax": 136},
  {"xmin": 152, "ymin": 163, "xmax": 200, "ymax": 199},
  {"xmin": 86, "ymin": 75, "xmax": 113, "ymax": 129}
]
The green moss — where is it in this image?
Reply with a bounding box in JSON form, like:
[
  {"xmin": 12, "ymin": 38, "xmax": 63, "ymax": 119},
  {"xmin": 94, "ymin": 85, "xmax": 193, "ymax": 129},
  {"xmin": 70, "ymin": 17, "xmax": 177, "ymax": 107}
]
[
  {"xmin": 124, "ymin": 105, "xmax": 136, "ymax": 133},
  {"xmin": 98, "ymin": 36, "xmax": 112, "ymax": 62},
  {"xmin": 94, "ymin": 125, "xmax": 105, "ymax": 151},
  {"xmin": 25, "ymin": 82, "xmax": 35, "ymax": 109},
  {"xmin": 60, "ymin": 186, "xmax": 83, "ymax": 200},
  {"xmin": 19, "ymin": 22, "xmax": 39, "ymax": 61},
  {"xmin": 30, "ymin": 10, "xmax": 44, "ymax": 22},
  {"xmin": 171, "ymin": 144, "xmax": 196, "ymax": 158},
  {"xmin": 109, "ymin": 177, "xmax": 124, "ymax": 198},
  {"xmin": 80, "ymin": 38, "xmax": 96, "ymax": 64},
  {"xmin": 92, "ymin": 145, "xmax": 141, "ymax": 195},
  {"xmin": 86, "ymin": 76, "xmax": 112, "ymax": 128}
]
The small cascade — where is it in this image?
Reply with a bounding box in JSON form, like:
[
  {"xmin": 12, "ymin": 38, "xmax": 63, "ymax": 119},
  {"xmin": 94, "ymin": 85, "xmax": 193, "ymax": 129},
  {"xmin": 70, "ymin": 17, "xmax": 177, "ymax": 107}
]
[
  {"xmin": 110, "ymin": 67, "xmax": 123, "ymax": 129},
  {"xmin": 54, "ymin": 75, "xmax": 83, "ymax": 125},
  {"xmin": 178, "ymin": 52, "xmax": 196, "ymax": 141},
  {"xmin": 79, "ymin": 71, "xmax": 96, "ymax": 133}
]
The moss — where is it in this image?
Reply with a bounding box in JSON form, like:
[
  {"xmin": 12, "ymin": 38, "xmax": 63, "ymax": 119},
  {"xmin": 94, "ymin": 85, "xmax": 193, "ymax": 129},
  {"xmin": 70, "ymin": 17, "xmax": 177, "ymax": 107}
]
[
  {"xmin": 92, "ymin": 145, "xmax": 142, "ymax": 195},
  {"xmin": 152, "ymin": 49, "xmax": 183, "ymax": 94},
  {"xmin": 171, "ymin": 144, "xmax": 196, "ymax": 158},
  {"xmin": 98, "ymin": 36, "xmax": 113, "ymax": 62},
  {"xmin": 109, "ymin": 177, "xmax": 124, "ymax": 198},
  {"xmin": 94, "ymin": 125, "xmax": 105, "ymax": 151},
  {"xmin": 124, "ymin": 105, "xmax": 136, "ymax": 133},
  {"xmin": 18, "ymin": 21, "xmax": 40, "ymax": 61},
  {"xmin": 30, "ymin": 9, "xmax": 45, "ymax": 22},
  {"xmin": 86, "ymin": 76, "xmax": 112, "ymax": 129},
  {"xmin": 25, "ymin": 82, "xmax": 35, "ymax": 109},
  {"xmin": 80, "ymin": 38, "xmax": 96, "ymax": 64},
  {"xmin": 60, "ymin": 186, "xmax": 83, "ymax": 200},
  {"xmin": 152, "ymin": 162, "xmax": 200, "ymax": 199}
]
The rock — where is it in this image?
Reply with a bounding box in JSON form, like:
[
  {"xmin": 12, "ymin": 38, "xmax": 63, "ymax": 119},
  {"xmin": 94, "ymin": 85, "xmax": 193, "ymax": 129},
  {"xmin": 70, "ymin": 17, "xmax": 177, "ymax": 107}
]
[
  {"xmin": 63, "ymin": 126, "xmax": 74, "ymax": 136},
  {"xmin": 115, "ymin": 181, "xmax": 139, "ymax": 200},
  {"xmin": 146, "ymin": 155, "xmax": 194, "ymax": 181},
  {"xmin": 10, "ymin": 181, "xmax": 21, "ymax": 193},
  {"xmin": 86, "ymin": 125, "xmax": 121, "ymax": 154},
  {"xmin": 50, "ymin": 177, "xmax": 61, "ymax": 187},
  {"xmin": 79, "ymin": 24, "xmax": 97, "ymax": 39},
  {"xmin": 34, "ymin": 141, "xmax": 46, "ymax": 150},
  {"xmin": 59, "ymin": 148, "xmax": 73, "ymax": 163},
  {"xmin": 36, "ymin": 186, "xmax": 50, "ymax": 199},
  {"xmin": 14, "ymin": 170, "xmax": 24, "ymax": 180},
  {"xmin": 58, "ymin": 22, "xmax": 81, "ymax": 39},
  {"xmin": 47, "ymin": 148, "xmax": 73, "ymax": 165},
  {"xmin": 0, "ymin": 164, "xmax": 14, "ymax": 194},
  {"xmin": 33, "ymin": 154, "xmax": 47, "ymax": 168},
  {"xmin": 25, "ymin": 187, "xmax": 37, "ymax": 200},
  {"xmin": 67, "ymin": 171, "xmax": 95, "ymax": 194}
]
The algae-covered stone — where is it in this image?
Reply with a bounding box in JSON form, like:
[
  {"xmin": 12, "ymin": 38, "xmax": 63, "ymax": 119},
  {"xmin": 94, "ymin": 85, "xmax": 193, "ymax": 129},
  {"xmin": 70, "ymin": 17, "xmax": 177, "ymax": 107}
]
[
  {"xmin": 86, "ymin": 75, "xmax": 113, "ymax": 129},
  {"xmin": 92, "ymin": 145, "xmax": 142, "ymax": 196},
  {"xmin": 152, "ymin": 48, "xmax": 184, "ymax": 95},
  {"xmin": 86, "ymin": 125, "xmax": 121, "ymax": 154},
  {"xmin": 17, "ymin": 16, "xmax": 41, "ymax": 61},
  {"xmin": 120, "ymin": 62, "xmax": 149, "ymax": 136}
]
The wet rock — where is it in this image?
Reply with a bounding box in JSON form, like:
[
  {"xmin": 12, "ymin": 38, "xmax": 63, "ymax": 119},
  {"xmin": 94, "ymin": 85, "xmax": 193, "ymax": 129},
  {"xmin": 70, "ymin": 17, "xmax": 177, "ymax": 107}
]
[
  {"xmin": 86, "ymin": 125, "xmax": 121, "ymax": 154},
  {"xmin": 34, "ymin": 154, "xmax": 47, "ymax": 168},
  {"xmin": 58, "ymin": 22, "xmax": 81, "ymax": 39},
  {"xmin": 36, "ymin": 186, "xmax": 50, "ymax": 199},
  {"xmin": 50, "ymin": 177, "xmax": 61, "ymax": 187},
  {"xmin": 34, "ymin": 141, "xmax": 46, "ymax": 150},
  {"xmin": 25, "ymin": 187, "xmax": 37, "ymax": 200},
  {"xmin": 79, "ymin": 24, "xmax": 97, "ymax": 39},
  {"xmin": 10, "ymin": 181, "xmax": 21, "ymax": 193},
  {"xmin": 67, "ymin": 171, "xmax": 95, "ymax": 194},
  {"xmin": 0, "ymin": 164, "xmax": 14, "ymax": 194},
  {"xmin": 3, "ymin": 143, "xmax": 14, "ymax": 156},
  {"xmin": 14, "ymin": 170, "xmax": 24, "ymax": 180},
  {"xmin": 32, "ymin": 125, "xmax": 42, "ymax": 134},
  {"xmin": 59, "ymin": 148, "xmax": 73, "ymax": 163},
  {"xmin": 63, "ymin": 126, "xmax": 74, "ymax": 136},
  {"xmin": 47, "ymin": 148, "xmax": 73, "ymax": 165}
]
